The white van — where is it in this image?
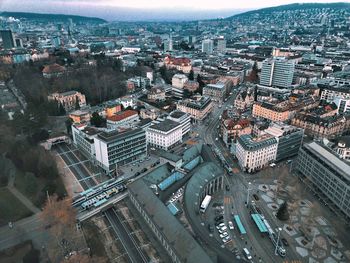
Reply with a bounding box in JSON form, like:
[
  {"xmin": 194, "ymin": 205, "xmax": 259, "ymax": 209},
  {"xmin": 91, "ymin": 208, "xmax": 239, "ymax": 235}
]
[{"xmin": 243, "ymin": 248, "xmax": 252, "ymax": 260}]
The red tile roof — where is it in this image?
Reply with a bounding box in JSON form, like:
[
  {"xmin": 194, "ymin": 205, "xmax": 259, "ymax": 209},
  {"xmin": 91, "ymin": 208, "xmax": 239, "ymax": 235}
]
[{"xmin": 107, "ymin": 110, "xmax": 138, "ymax": 122}]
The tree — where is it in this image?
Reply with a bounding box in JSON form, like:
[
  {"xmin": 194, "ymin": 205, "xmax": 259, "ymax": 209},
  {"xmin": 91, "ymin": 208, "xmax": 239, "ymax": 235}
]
[
  {"xmin": 196, "ymin": 74, "xmax": 205, "ymax": 95},
  {"xmin": 246, "ymin": 61, "xmax": 259, "ymax": 83},
  {"xmin": 65, "ymin": 118, "xmax": 73, "ymax": 134},
  {"xmin": 40, "ymin": 195, "xmax": 76, "ymax": 237},
  {"xmin": 90, "ymin": 112, "xmax": 105, "ymax": 127},
  {"xmin": 188, "ymin": 69, "xmax": 194, "ymax": 81},
  {"xmin": 276, "ymin": 201, "xmax": 289, "ymax": 221},
  {"xmin": 75, "ymin": 97, "xmax": 80, "ymax": 110},
  {"xmin": 59, "ymin": 103, "xmax": 66, "ymax": 115}
]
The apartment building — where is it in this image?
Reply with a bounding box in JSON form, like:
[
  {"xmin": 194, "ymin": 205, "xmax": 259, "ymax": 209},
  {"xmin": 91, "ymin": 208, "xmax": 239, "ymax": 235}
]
[
  {"xmin": 236, "ymin": 134, "xmax": 278, "ymax": 173},
  {"xmin": 176, "ymin": 96, "xmax": 213, "ymax": 121},
  {"xmin": 291, "ymin": 113, "xmax": 350, "ymax": 140},
  {"xmin": 48, "ymin": 90, "xmax": 86, "ymax": 111},
  {"xmin": 164, "ymin": 56, "xmax": 192, "ymax": 73},
  {"xmin": 252, "ymin": 101, "xmax": 294, "ymax": 122},
  {"xmin": 72, "ymin": 124, "xmax": 101, "ymax": 160},
  {"xmin": 203, "ymin": 79, "xmax": 232, "ymax": 102}
]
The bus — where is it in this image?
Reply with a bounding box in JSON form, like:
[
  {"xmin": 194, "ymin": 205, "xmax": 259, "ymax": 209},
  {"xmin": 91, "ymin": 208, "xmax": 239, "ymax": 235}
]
[{"xmin": 200, "ymin": 195, "xmax": 212, "ymax": 213}]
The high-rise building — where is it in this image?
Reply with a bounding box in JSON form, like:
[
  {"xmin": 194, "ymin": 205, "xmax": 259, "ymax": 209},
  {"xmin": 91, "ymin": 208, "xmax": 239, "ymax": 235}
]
[
  {"xmin": 1, "ymin": 30, "xmax": 16, "ymax": 49},
  {"xmin": 217, "ymin": 38, "xmax": 226, "ymax": 53},
  {"xmin": 260, "ymin": 58, "xmax": 295, "ymax": 88},
  {"xmin": 202, "ymin": 39, "xmax": 214, "ymax": 54}
]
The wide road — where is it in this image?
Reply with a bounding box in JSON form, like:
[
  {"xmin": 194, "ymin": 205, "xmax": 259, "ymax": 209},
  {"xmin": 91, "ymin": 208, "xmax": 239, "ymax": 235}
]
[
  {"xmin": 56, "ymin": 143, "xmax": 97, "ymax": 190},
  {"xmin": 105, "ymin": 208, "xmax": 148, "ymax": 263}
]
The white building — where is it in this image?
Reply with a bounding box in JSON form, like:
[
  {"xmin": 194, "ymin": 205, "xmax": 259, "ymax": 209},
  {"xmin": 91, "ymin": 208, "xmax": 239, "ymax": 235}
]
[
  {"xmin": 167, "ymin": 110, "xmax": 191, "ymax": 136},
  {"xmin": 335, "ymin": 137, "xmax": 350, "ymax": 162},
  {"xmin": 172, "ymin": 74, "xmax": 188, "ymax": 89},
  {"xmin": 260, "ymin": 58, "xmax": 295, "ymax": 88},
  {"xmin": 94, "ymin": 128, "xmax": 147, "ymax": 175},
  {"xmin": 333, "ymin": 96, "xmax": 350, "ymax": 114},
  {"xmin": 202, "ymin": 39, "xmax": 214, "ymax": 54},
  {"xmin": 236, "ymin": 134, "xmax": 278, "ymax": 173},
  {"xmin": 72, "ymin": 124, "xmax": 101, "ymax": 160},
  {"xmin": 146, "ymin": 119, "xmax": 182, "ymax": 150}
]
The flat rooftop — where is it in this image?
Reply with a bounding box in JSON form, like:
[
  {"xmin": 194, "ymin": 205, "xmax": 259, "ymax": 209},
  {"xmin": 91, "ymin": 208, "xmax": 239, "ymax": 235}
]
[
  {"xmin": 149, "ymin": 119, "xmax": 180, "ymax": 132},
  {"xmin": 305, "ymin": 142, "xmax": 350, "ymax": 180},
  {"xmin": 97, "ymin": 128, "xmax": 144, "ymax": 143}
]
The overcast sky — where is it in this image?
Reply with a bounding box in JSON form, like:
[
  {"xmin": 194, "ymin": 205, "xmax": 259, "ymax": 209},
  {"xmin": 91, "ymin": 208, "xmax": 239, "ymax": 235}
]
[{"xmin": 1, "ymin": 0, "xmax": 348, "ymax": 21}]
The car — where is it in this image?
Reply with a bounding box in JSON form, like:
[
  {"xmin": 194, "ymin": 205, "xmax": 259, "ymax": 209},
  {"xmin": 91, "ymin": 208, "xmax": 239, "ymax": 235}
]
[
  {"xmin": 141, "ymin": 168, "xmax": 148, "ymax": 173},
  {"xmin": 216, "ymin": 223, "xmax": 225, "ymax": 229},
  {"xmin": 219, "ymin": 232, "xmax": 229, "ymax": 238},
  {"xmin": 215, "ymin": 219, "xmax": 224, "ymax": 225},
  {"xmin": 132, "ymin": 163, "xmax": 136, "ymax": 166},
  {"xmin": 225, "ymin": 185, "xmax": 230, "ymax": 191},
  {"xmin": 215, "ymin": 215, "xmax": 224, "ymax": 222},
  {"xmin": 228, "ymin": 221, "xmax": 234, "ymax": 230},
  {"xmin": 253, "ymin": 194, "xmax": 259, "ymax": 201},
  {"xmin": 270, "ymin": 163, "xmax": 276, "ymax": 168},
  {"xmin": 281, "ymin": 238, "xmax": 289, "ymax": 246},
  {"xmin": 134, "ymin": 172, "xmax": 140, "ymax": 177},
  {"xmin": 220, "ymin": 226, "xmax": 228, "ymax": 231},
  {"xmin": 208, "ymin": 224, "xmax": 214, "ymax": 233},
  {"xmin": 222, "ymin": 236, "xmax": 231, "ymax": 243},
  {"xmin": 8, "ymin": 222, "xmax": 13, "ymax": 229},
  {"xmin": 243, "ymin": 248, "xmax": 252, "ymax": 260},
  {"xmin": 150, "ymin": 148, "xmax": 155, "ymax": 151},
  {"xmin": 215, "ymin": 137, "xmax": 219, "ymax": 141},
  {"xmin": 218, "ymin": 229, "xmax": 226, "ymax": 234}
]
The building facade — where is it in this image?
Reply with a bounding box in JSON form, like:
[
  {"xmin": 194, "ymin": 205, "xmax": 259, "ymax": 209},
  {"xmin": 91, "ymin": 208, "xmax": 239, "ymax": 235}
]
[
  {"xmin": 260, "ymin": 58, "xmax": 295, "ymax": 88},
  {"xmin": 167, "ymin": 110, "xmax": 191, "ymax": 136},
  {"xmin": 236, "ymin": 134, "xmax": 278, "ymax": 173},
  {"xmin": 252, "ymin": 101, "xmax": 294, "ymax": 122},
  {"xmin": 94, "ymin": 128, "xmax": 147, "ymax": 175},
  {"xmin": 146, "ymin": 119, "xmax": 183, "ymax": 150},
  {"xmin": 202, "ymin": 39, "xmax": 214, "ymax": 54},
  {"xmin": 264, "ymin": 122, "xmax": 304, "ymax": 161},
  {"xmin": 295, "ymin": 142, "xmax": 350, "ymax": 219},
  {"xmin": 48, "ymin": 90, "xmax": 86, "ymax": 111},
  {"xmin": 106, "ymin": 110, "xmax": 139, "ymax": 130},
  {"xmin": 176, "ymin": 96, "xmax": 213, "ymax": 121}
]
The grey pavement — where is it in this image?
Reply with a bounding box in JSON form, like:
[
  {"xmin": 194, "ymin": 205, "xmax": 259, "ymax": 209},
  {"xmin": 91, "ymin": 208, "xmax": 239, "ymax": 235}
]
[{"xmin": 0, "ymin": 213, "xmax": 49, "ymax": 251}]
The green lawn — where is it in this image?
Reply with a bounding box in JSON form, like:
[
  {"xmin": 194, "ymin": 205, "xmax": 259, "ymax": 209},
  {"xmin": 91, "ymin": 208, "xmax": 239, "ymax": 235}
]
[{"xmin": 0, "ymin": 188, "xmax": 33, "ymax": 226}]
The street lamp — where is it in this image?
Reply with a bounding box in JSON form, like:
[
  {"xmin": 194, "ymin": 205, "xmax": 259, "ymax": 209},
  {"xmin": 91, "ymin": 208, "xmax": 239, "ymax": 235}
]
[
  {"xmin": 246, "ymin": 182, "xmax": 252, "ymax": 207},
  {"xmin": 275, "ymin": 227, "xmax": 282, "ymax": 255}
]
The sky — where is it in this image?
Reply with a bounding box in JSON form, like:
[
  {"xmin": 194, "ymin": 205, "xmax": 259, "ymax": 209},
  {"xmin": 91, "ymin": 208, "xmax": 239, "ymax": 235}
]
[{"xmin": 1, "ymin": 0, "xmax": 348, "ymax": 21}]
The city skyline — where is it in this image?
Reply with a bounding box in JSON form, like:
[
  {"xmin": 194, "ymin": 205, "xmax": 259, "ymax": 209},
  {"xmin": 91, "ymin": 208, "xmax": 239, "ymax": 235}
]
[{"xmin": 1, "ymin": 0, "xmax": 348, "ymax": 21}]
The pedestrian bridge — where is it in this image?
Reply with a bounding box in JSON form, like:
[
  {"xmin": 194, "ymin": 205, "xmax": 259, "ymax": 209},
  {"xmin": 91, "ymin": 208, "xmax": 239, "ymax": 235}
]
[{"xmin": 41, "ymin": 136, "xmax": 71, "ymax": 150}]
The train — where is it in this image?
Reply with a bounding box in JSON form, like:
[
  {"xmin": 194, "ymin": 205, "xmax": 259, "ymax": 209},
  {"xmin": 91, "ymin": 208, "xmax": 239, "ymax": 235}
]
[
  {"xmin": 72, "ymin": 176, "xmax": 126, "ymax": 207},
  {"xmin": 80, "ymin": 184, "xmax": 126, "ymax": 210}
]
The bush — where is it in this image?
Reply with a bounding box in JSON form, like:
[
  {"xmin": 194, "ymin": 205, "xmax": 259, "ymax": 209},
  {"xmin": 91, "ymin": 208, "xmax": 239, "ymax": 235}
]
[{"xmin": 276, "ymin": 201, "xmax": 289, "ymax": 221}]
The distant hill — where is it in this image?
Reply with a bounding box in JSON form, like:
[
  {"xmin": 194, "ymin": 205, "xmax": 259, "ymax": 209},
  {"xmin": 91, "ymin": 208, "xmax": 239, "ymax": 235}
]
[
  {"xmin": 0, "ymin": 11, "xmax": 106, "ymax": 24},
  {"xmin": 227, "ymin": 2, "xmax": 350, "ymax": 20}
]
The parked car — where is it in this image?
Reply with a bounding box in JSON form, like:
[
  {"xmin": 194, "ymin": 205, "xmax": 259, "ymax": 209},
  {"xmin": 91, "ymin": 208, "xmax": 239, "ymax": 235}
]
[
  {"xmin": 216, "ymin": 223, "xmax": 225, "ymax": 229},
  {"xmin": 222, "ymin": 236, "xmax": 231, "ymax": 243},
  {"xmin": 225, "ymin": 185, "xmax": 230, "ymax": 191},
  {"xmin": 219, "ymin": 232, "xmax": 228, "ymax": 238},
  {"xmin": 253, "ymin": 194, "xmax": 259, "ymax": 201},
  {"xmin": 228, "ymin": 221, "xmax": 234, "ymax": 230},
  {"xmin": 208, "ymin": 224, "xmax": 214, "ymax": 233}
]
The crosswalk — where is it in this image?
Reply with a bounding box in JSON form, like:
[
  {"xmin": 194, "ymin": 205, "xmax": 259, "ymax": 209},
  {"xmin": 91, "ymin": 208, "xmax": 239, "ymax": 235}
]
[{"xmin": 224, "ymin": 196, "xmax": 231, "ymax": 204}]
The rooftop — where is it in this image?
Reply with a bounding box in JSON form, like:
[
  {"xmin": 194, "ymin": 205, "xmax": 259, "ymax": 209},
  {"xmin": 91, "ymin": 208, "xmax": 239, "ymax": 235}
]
[
  {"xmin": 128, "ymin": 177, "xmax": 214, "ymax": 263},
  {"xmin": 149, "ymin": 119, "xmax": 181, "ymax": 133},
  {"xmin": 305, "ymin": 142, "xmax": 350, "ymax": 180},
  {"xmin": 238, "ymin": 134, "xmax": 278, "ymax": 151},
  {"xmin": 96, "ymin": 128, "xmax": 144, "ymax": 143},
  {"xmin": 107, "ymin": 110, "xmax": 138, "ymax": 122}
]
